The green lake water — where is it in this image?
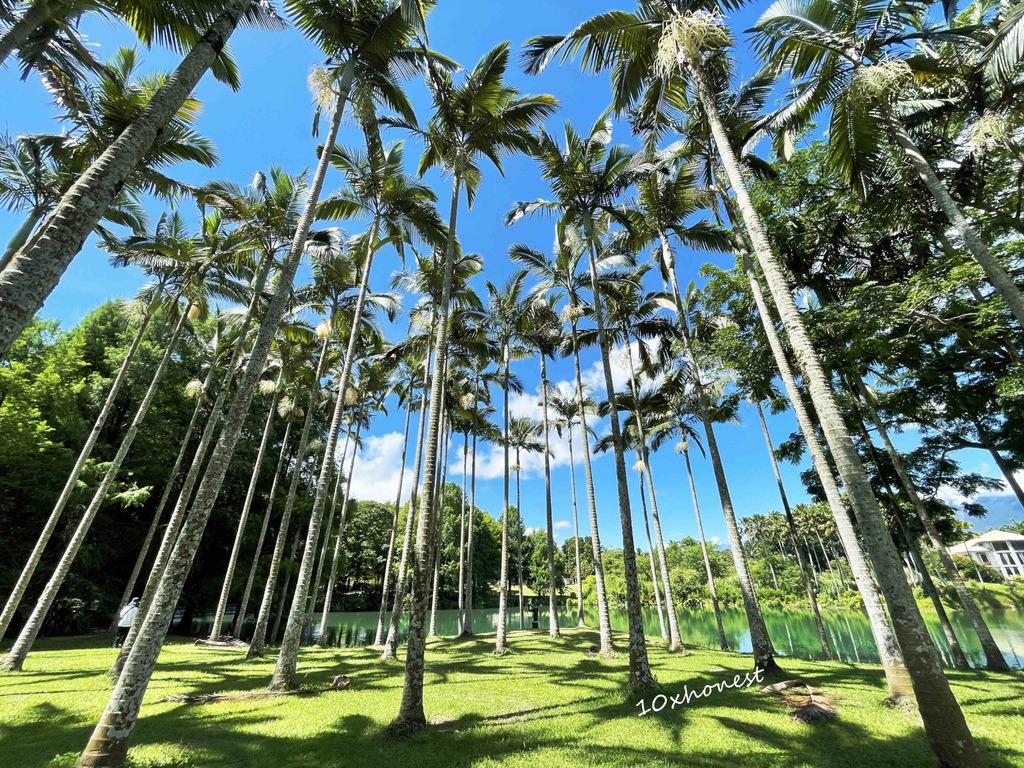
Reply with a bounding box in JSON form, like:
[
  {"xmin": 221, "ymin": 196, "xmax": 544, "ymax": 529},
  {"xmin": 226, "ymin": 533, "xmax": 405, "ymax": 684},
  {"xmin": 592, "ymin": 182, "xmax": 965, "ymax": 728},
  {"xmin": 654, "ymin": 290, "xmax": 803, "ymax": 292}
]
[{"xmin": 221, "ymin": 604, "xmax": 1024, "ymax": 669}]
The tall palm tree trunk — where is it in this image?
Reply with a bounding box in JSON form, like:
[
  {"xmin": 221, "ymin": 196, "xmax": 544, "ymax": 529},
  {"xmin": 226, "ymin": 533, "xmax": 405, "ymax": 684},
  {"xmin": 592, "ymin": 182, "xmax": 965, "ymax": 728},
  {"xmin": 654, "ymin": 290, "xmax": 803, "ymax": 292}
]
[
  {"xmin": 570, "ymin": 317, "xmax": 612, "ymax": 653},
  {"xmin": 374, "ymin": 398, "xmax": 413, "ymax": 645},
  {"xmin": 209, "ymin": 378, "xmax": 282, "ymax": 639},
  {"xmin": 307, "ymin": 457, "xmax": 344, "ymax": 644},
  {"xmin": 735, "ymin": 240, "xmax": 910, "ymax": 698},
  {"xmin": 270, "ymin": 531, "xmax": 301, "ymax": 647},
  {"xmin": 659, "ymin": 233, "xmax": 775, "ymax": 670},
  {"xmin": 496, "ymin": 353, "xmax": 513, "ymax": 654},
  {"xmin": 539, "ymin": 355, "xmax": 560, "ymax": 639},
  {"xmin": 566, "ymin": 427, "xmax": 585, "ymax": 628},
  {"xmin": 583, "ymin": 238, "xmax": 654, "ymax": 692},
  {"xmin": 516, "ymin": 453, "xmax": 525, "ymax": 631},
  {"xmin": 111, "ymin": 254, "xmax": 274, "ymax": 677},
  {"xmin": 271, "ymin": 216, "xmax": 379, "ymax": 690},
  {"xmin": 623, "ymin": 342, "xmax": 681, "ymax": 651},
  {"xmin": 854, "ymin": 380, "xmax": 1009, "ymax": 672},
  {"xmin": 0, "ymin": 0, "xmax": 52, "ymax": 67},
  {"xmin": 247, "ymin": 383, "xmax": 322, "ymax": 660},
  {"xmin": 2, "ymin": 308, "xmax": 188, "ymax": 671},
  {"xmin": 305, "ymin": 431, "xmax": 350, "ymax": 642},
  {"xmin": 234, "ymin": 414, "xmax": 294, "ymax": 639},
  {"xmin": 0, "ymin": 0, "xmax": 255, "ymax": 359},
  {"xmin": 754, "ymin": 401, "xmax": 832, "ymax": 660},
  {"xmin": 110, "ymin": 373, "xmax": 208, "ymax": 634},
  {"xmin": 317, "ymin": 423, "xmax": 362, "ymax": 645},
  {"xmin": 0, "ymin": 294, "xmax": 158, "ymax": 640},
  {"xmin": 635, "ymin": 460, "xmax": 667, "ymax": 641},
  {"xmin": 384, "ymin": 350, "xmax": 432, "ymax": 658},
  {"xmin": 456, "ymin": 429, "xmax": 468, "ymax": 628},
  {"xmin": 677, "ymin": 316, "xmax": 777, "ymax": 673},
  {"xmin": 681, "ymin": 445, "xmax": 728, "ymax": 651},
  {"xmin": 77, "ymin": 71, "xmax": 339, "ymax": 760},
  {"xmin": 887, "ymin": 114, "xmax": 1024, "ymax": 327},
  {"xmin": 461, "ymin": 394, "xmax": 479, "ymax": 636},
  {"xmin": 394, "ymin": 178, "xmax": 461, "ymax": 728},
  {"xmin": 893, "ymin": 501, "xmax": 970, "ymax": 670},
  {"xmin": 428, "ymin": 426, "xmax": 449, "ymax": 638},
  {"xmin": 696, "ymin": 61, "xmax": 981, "ymax": 766}
]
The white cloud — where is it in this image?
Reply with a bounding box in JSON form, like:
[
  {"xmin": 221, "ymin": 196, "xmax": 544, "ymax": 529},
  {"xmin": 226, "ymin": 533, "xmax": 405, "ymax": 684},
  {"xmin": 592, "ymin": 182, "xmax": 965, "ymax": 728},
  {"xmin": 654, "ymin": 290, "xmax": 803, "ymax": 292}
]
[
  {"xmin": 471, "ymin": 380, "xmax": 610, "ymax": 481},
  {"xmin": 346, "ymin": 432, "xmax": 413, "ymax": 504},
  {"xmin": 936, "ymin": 461, "xmax": 1024, "ymax": 507},
  {"xmin": 554, "ymin": 520, "xmax": 571, "ymax": 531}
]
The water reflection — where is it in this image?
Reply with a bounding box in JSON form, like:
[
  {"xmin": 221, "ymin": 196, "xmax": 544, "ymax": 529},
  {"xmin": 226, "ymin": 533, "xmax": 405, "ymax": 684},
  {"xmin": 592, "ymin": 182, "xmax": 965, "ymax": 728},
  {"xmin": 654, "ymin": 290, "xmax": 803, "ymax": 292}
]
[{"xmin": 201, "ymin": 605, "xmax": 1024, "ymax": 669}]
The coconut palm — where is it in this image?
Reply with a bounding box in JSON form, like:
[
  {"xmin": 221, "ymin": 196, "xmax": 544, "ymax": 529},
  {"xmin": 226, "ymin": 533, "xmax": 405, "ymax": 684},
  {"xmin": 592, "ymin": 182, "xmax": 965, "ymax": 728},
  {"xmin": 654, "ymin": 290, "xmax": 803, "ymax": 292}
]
[
  {"xmin": 0, "ymin": 0, "xmax": 285, "ymax": 360},
  {"xmin": 506, "ymin": 112, "xmax": 659, "ymax": 690},
  {"xmin": 509, "ymin": 223, "xmax": 614, "ymax": 653},
  {"xmin": 385, "ymin": 42, "xmax": 556, "ymax": 731},
  {"xmin": 750, "ymin": 0, "xmax": 1024, "ymax": 327}
]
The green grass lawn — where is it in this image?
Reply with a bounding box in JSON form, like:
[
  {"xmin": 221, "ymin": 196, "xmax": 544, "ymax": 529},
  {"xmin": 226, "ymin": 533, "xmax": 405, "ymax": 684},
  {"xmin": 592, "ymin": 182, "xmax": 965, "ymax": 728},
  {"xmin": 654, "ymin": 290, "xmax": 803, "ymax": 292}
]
[{"xmin": 1, "ymin": 628, "xmax": 1022, "ymax": 768}]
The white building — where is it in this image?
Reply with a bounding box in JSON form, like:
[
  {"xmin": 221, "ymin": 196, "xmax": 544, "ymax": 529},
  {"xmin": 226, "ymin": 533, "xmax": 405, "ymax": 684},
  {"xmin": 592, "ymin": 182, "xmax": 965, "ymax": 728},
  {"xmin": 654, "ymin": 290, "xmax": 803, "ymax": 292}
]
[{"xmin": 949, "ymin": 530, "xmax": 1024, "ymax": 580}]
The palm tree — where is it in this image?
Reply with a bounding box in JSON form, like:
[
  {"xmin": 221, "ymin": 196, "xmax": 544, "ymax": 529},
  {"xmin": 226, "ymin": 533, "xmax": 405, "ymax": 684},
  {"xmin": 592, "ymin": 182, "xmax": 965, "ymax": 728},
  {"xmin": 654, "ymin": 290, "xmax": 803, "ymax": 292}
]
[
  {"xmin": 752, "ymin": 398, "xmax": 832, "ymax": 660},
  {"xmin": 506, "ymin": 415, "xmax": 545, "ymax": 630},
  {"xmin": 207, "ymin": 364, "xmax": 285, "ymax": 640},
  {"xmin": 76, "ymin": 14, "xmax": 396, "ymax": 759},
  {"xmin": 751, "ymin": 0, "xmax": 1024, "ymax": 327},
  {"xmin": 372, "ymin": 364, "xmax": 418, "ymax": 646},
  {"xmin": 542, "ymin": 4, "xmax": 984, "ymax": 756},
  {"xmin": 271, "ymin": 146, "xmax": 436, "ymax": 688},
  {"xmin": 246, "ymin": 336, "xmax": 331, "ymax": 660},
  {"xmin": 109, "ymin": 200, "xmax": 291, "ymax": 678},
  {"xmin": 597, "ymin": 266, "xmax": 687, "ymax": 653},
  {"xmin": 485, "ymin": 271, "xmax": 531, "ymax": 652},
  {"xmin": 730, "ymin": 213, "xmax": 913, "ymax": 699},
  {"xmin": 507, "ymin": 114, "xmax": 659, "ymax": 691},
  {"xmin": 389, "ymin": 42, "xmax": 556, "ymax": 732},
  {"xmin": 527, "ymin": 295, "xmax": 564, "ymax": 639},
  {"xmin": 317, "ymin": 359, "xmax": 392, "ymax": 644},
  {"xmin": 0, "ymin": 0, "xmax": 285, "ymax": 359},
  {"xmin": 547, "ymin": 386, "xmax": 592, "ymax": 628},
  {"xmin": 229, "ymin": 324, "xmax": 311, "ymax": 639},
  {"xmin": 510, "ymin": 224, "xmax": 614, "ymax": 653},
  {"xmin": 0, "ymin": 0, "xmax": 248, "ymax": 72}
]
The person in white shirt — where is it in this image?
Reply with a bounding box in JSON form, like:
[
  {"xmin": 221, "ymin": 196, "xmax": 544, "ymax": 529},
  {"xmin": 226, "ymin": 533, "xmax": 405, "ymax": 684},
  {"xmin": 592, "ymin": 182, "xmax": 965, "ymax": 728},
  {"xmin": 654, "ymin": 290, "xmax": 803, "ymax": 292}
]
[{"xmin": 115, "ymin": 597, "xmax": 140, "ymax": 648}]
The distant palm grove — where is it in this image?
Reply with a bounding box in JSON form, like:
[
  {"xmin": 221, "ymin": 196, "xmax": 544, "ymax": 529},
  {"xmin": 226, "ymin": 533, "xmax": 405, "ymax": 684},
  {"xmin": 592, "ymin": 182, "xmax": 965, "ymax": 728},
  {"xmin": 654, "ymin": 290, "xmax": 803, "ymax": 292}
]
[{"xmin": 1, "ymin": 1, "xmax": 1023, "ymax": 767}]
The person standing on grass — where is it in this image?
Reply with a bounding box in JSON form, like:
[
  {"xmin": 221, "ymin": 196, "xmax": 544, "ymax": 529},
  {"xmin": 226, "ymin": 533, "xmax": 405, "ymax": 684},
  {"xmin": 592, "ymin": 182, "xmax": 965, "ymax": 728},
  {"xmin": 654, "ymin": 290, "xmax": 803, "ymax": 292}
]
[{"xmin": 115, "ymin": 598, "xmax": 139, "ymax": 648}]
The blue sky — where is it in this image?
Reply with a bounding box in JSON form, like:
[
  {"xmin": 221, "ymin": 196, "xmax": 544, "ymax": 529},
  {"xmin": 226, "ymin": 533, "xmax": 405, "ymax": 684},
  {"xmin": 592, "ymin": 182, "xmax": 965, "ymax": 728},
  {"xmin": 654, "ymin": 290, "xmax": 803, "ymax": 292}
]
[{"xmin": 1, "ymin": 0, "xmax": 1019, "ymax": 550}]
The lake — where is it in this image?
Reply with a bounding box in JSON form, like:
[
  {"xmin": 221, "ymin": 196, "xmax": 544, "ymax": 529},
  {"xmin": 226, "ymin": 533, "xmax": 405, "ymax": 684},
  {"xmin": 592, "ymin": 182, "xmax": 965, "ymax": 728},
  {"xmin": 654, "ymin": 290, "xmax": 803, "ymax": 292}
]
[{"xmin": 215, "ymin": 604, "xmax": 1024, "ymax": 669}]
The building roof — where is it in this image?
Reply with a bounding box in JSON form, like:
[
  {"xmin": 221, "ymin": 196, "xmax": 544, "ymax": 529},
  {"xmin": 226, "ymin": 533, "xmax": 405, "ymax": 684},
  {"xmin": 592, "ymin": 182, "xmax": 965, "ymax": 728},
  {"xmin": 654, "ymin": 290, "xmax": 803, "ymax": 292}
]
[{"xmin": 971, "ymin": 529, "xmax": 1024, "ymax": 543}]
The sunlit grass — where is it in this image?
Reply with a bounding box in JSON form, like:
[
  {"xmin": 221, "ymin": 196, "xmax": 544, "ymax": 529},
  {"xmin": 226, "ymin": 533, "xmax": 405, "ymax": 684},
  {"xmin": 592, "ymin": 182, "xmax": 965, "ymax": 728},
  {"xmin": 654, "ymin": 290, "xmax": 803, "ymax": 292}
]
[{"xmin": 1, "ymin": 629, "xmax": 1022, "ymax": 767}]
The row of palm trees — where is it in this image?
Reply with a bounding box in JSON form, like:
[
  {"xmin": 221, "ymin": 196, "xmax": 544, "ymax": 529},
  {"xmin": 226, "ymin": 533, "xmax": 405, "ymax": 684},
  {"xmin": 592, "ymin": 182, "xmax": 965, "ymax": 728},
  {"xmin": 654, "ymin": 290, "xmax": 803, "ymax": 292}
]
[{"xmin": 1, "ymin": 1, "xmax": 1021, "ymax": 767}]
